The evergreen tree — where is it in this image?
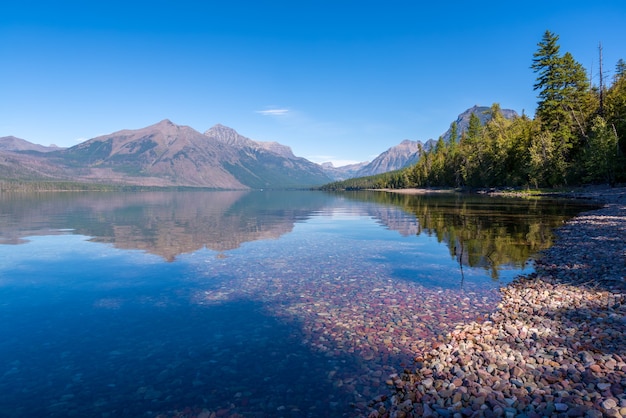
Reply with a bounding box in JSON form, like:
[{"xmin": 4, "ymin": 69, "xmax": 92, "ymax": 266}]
[
  {"xmin": 484, "ymin": 103, "xmax": 514, "ymax": 185},
  {"xmin": 559, "ymin": 52, "xmax": 593, "ymax": 137},
  {"xmin": 531, "ymin": 30, "xmax": 562, "ymax": 131},
  {"xmin": 448, "ymin": 121, "xmax": 459, "ymax": 144},
  {"xmin": 584, "ymin": 116, "xmax": 619, "ymax": 184},
  {"xmin": 528, "ymin": 131, "xmax": 557, "ymax": 187},
  {"xmin": 446, "ymin": 122, "xmax": 462, "ymax": 187},
  {"xmin": 605, "ymin": 60, "xmax": 626, "ymax": 175},
  {"xmin": 505, "ymin": 115, "xmax": 537, "ymax": 185},
  {"xmin": 615, "ymin": 59, "xmax": 626, "ymax": 82},
  {"xmin": 532, "ymin": 36, "xmax": 592, "ymax": 138},
  {"xmin": 430, "ymin": 137, "xmax": 447, "ymax": 186},
  {"xmin": 531, "ymin": 31, "xmax": 592, "ymax": 185},
  {"xmin": 460, "ymin": 112, "xmax": 485, "ymax": 187}
]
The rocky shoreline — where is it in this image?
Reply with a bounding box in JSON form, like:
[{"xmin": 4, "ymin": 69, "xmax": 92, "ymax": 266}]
[{"xmin": 369, "ymin": 187, "xmax": 626, "ymax": 418}]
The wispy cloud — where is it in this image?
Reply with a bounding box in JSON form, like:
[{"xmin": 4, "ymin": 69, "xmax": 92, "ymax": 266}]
[{"xmin": 255, "ymin": 108, "xmax": 289, "ymax": 116}]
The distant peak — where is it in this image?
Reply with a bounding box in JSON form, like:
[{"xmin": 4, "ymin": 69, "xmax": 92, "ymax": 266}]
[
  {"xmin": 143, "ymin": 119, "xmax": 179, "ymax": 130},
  {"xmin": 206, "ymin": 124, "xmax": 237, "ymax": 133},
  {"xmin": 204, "ymin": 124, "xmax": 248, "ymax": 146}
]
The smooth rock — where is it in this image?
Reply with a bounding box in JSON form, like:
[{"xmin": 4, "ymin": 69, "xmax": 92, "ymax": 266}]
[{"xmin": 555, "ymin": 402, "xmax": 569, "ymax": 411}]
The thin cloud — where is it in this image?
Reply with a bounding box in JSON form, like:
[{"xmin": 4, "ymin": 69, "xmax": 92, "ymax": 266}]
[{"xmin": 255, "ymin": 108, "xmax": 289, "ymax": 116}]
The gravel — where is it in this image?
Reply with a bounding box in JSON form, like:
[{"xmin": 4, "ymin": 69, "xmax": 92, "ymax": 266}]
[{"xmin": 369, "ymin": 186, "xmax": 626, "ymax": 418}]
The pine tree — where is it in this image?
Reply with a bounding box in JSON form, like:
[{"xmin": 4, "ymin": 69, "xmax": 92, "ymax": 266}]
[
  {"xmin": 448, "ymin": 121, "xmax": 459, "ymax": 144},
  {"xmin": 584, "ymin": 116, "xmax": 619, "ymax": 184},
  {"xmin": 532, "ymin": 32, "xmax": 591, "ymax": 137},
  {"xmin": 531, "ymin": 30, "xmax": 562, "ymax": 131},
  {"xmin": 615, "ymin": 59, "xmax": 626, "ymax": 82},
  {"xmin": 531, "ymin": 31, "xmax": 593, "ymax": 185},
  {"xmin": 605, "ymin": 58, "xmax": 626, "ymax": 164},
  {"xmin": 484, "ymin": 103, "xmax": 514, "ymax": 185},
  {"xmin": 460, "ymin": 112, "xmax": 485, "ymax": 187},
  {"xmin": 446, "ymin": 122, "xmax": 462, "ymax": 187},
  {"xmin": 528, "ymin": 131, "xmax": 557, "ymax": 187},
  {"xmin": 559, "ymin": 52, "xmax": 592, "ymax": 135}
]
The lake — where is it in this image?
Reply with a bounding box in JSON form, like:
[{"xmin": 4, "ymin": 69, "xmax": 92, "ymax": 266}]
[{"xmin": 0, "ymin": 190, "xmax": 594, "ymax": 417}]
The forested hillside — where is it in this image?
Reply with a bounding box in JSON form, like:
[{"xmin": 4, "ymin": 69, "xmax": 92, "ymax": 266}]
[{"xmin": 322, "ymin": 31, "xmax": 626, "ymax": 191}]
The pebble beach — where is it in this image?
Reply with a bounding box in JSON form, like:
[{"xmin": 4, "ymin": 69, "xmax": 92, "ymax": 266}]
[{"xmin": 369, "ymin": 187, "xmax": 626, "ymax": 418}]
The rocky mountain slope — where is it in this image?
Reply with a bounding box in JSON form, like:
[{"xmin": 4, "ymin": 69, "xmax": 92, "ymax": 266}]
[
  {"xmin": 0, "ymin": 120, "xmax": 331, "ymax": 189},
  {"xmin": 0, "ymin": 136, "xmax": 63, "ymax": 153},
  {"xmin": 203, "ymin": 124, "xmax": 329, "ymax": 188},
  {"xmin": 354, "ymin": 139, "xmax": 422, "ymax": 177},
  {"xmin": 318, "ymin": 161, "xmax": 369, "ymax": 181},
  {"xmin": 322, "ymin": 140, "xmax": 422, "ymax": 180},
  {"xmin": 205, "ymin": 124, "xmax": 296, "ymax": 159},
  {"xmin": 56, "ymin": 119, "xmax": 246, "ymax": 188},
  {"xmin": 441, "ymin": 105, "xmax": 518, "ymax": 142}
]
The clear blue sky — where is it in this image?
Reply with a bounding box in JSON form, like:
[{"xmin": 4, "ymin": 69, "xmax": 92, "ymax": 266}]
[{"xmin": 2, "ymin": 1, "xmax": 625, "ymax": 166}]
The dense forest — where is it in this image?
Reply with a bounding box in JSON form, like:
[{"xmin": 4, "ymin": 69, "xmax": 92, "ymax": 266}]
[{"xmin": 322, "ymin": 31, "xmax": 626, "ymax": 191}]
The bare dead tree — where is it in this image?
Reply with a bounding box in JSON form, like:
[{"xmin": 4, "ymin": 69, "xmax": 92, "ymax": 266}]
[{"xmin": 599, "ymin": 42, "xmax": 605, "ymax": 116}]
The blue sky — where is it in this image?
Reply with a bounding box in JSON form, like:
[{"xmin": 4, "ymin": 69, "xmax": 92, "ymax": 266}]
[{"xmin": 2, "ymin": 1, "xmax": 625, "ymax": 166}]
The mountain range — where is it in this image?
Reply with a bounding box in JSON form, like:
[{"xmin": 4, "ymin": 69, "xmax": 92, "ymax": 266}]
[{"xmin": 0, "ymin": 106, "xmax": 517, "ymax": 189}]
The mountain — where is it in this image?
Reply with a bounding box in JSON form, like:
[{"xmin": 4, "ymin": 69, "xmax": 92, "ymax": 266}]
[
  {"xmin": 54, "ymin": 119, "xmax": 246, "ymax": 188},
  {"xmin": 205, "ymin": 124, "xmax": 295, "ymax": 159},
  {"xmin": 0, "ymin": 120, "xmax": 332, "ymax": 189},
  {"xmin": 1, "ymin": 106, "xmax": 519, "ymax": 188},
  {"xmin": 0, "ymin": 136, "xmax": 63, "ymax": 153},
  {"xmin": 318, "ymin": 161, "xmax": 369, "ymax": 181},
  {"xmin": 320, "ymin": 140, "xmax": 422, "ymax": 180},
  {"xmin": 203, "ymin": 124, "xmax": 330, "ymax": 188},
  {"xmin": 354, "ymin": 140, "xmax": 422, "ymax": 177},
  {"xmin": 0, "ymin": 150, "xmax": 69, "ymax": 181},
  {"xmin": 323, "ymin": 105, "xmax": 520, "ymax": 180},
  {"xmin": 0, "ymin": 137, "xmax": 69, "ymax": 180},
  {"xmin": 441, "ymin": 105, "xmax": 518, "ymax": 143}
]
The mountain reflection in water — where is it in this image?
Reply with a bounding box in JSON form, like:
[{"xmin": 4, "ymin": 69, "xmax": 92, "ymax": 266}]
[
  {"xmin": 0, "ymin": 190, "xmax": 596, "ymax": 417},
  {"xmin": 0, "ymin": 190, "xmax": 592, "ymax": 273}
]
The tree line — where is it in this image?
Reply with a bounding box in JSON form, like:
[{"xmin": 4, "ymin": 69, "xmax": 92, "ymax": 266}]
[
  {"xmin": 0, "ymin": 180, "xmax": 221, "ymax": 192},
  {"xmin": 322, "ymin": 31, "xmax": 625, "ymax": 191}
]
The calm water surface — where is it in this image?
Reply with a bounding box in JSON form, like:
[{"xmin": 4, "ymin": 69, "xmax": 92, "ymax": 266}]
[{"xmin": 0, "ymin": 191, "xmax": 594, "ymax": 417}]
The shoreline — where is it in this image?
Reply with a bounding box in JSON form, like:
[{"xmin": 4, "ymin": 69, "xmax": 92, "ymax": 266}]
[
  {"xmin": 369, "ymin": 187, "xmax": 626, "ymax": 417},
  {"xmin": 375, "ymin": 185, "xmax": 626, "ymax": 200},
  {"xmin": 373, "ymin": 188, "xmax": 458, "ymax": 195}
]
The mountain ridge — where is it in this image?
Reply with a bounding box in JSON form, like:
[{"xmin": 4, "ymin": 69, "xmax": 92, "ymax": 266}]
[
  {"xmin": 56, "ymin": 119, "xmax": 246, "ymax": 188},
  {"xmin": 0, "ymin": 136, "xmax": 64, "ymax": 153},
  {"xmin": 204, "ymin": 124, "xmax": 296, "ymax": 159},
  {"xmin": 0, "ymin": 105, "xmax": 519, "ymax": 188},
  {"xmin": 0, "ymin": 120, "xmax": 331, "ymax": 189}
]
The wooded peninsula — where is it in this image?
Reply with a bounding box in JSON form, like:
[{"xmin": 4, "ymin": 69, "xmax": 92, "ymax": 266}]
[{"xmin": 322, "ymin": 31, "xmax": 626, "ymax": 191}]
